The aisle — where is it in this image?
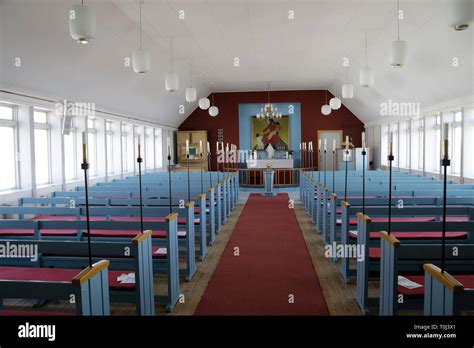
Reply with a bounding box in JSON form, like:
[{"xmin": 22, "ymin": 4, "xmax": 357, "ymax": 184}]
[{"xmin": 195, "ymin": 193, "xmax": 329, "ymax": 315}]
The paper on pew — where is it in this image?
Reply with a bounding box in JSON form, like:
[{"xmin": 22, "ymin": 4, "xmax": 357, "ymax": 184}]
[
  {"xmin": 117, "ymin": 273, "xmax": 135, "ymax": 284},
  {"xmin": 154, "ymin": 247, "xmax": 167, "ymax": 255},
  {"xmin": 337, "ymin": 218, "xmax": 342, "ymax": 224},
  {"xmin": 398, "ymin": 276, "xmax": 422, "ymax": 289},
  {"xmin": 349, "ymin": 230, "xmax": 357, "ymax": 236},
  {"xmin": 177, "ymin": 231, "xmax": 186, "ymax": 237}
]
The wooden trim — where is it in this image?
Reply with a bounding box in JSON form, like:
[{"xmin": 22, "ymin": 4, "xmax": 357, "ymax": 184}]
[
  {"xmin": 342, "ymin": 201, "xmax": 350, "ymax": 207},
  {"xmin": 317, "ymin": 182, "xmax": 322, "ymax": 186},
  {"xmin": 165, "ymin": 213, "xmax": 178, "ymax": 222},
  {"xmin": 330, "ymin": 193, "xmax": 337, "ymax": 199},
  {"xmin": 357, "ymin": 212, "xmax": 371, "ymax": 222},
  {"xmin": 133, "ymin": 230, "xmax": 153, "ymax": 244},
  {"xmin": 72, "ymin": 260, "xmax": 110, "ymax": 285},
  {"xmin": 198, "ymin": 193, "xmax": 206, "ymax": 199},
  {"xmin": 185, "ymin": 201, "xmax": 195, "ymax": 207},
  {"xmin": 380, "ymin": 231, "xmax": 400, "ymax": 246},
  {"xmin": 216, "ymin": 183, "xmax": 221, "ymax": 187},
  {"xmin": 324, "ymin": 188, "xmax": 329, "ymax": 192},
  {"xmin": 208, "ymin": 187, "xmax": 214, "ymax": 193},
  {"xmin": 423, "ymin": 264, "xmax": 464, "ymax": 292}
]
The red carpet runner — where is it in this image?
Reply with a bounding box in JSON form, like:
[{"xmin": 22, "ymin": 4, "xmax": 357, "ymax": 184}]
[{"xmin": 195, "ymin": 193, "xmax": 329, "ymax": 315}]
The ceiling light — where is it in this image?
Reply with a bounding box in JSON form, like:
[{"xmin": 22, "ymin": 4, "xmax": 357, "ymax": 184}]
[
  {"xmin": 199, "ymin": 97, "xmax": 210, "ymax": 110},
  {"xmin": 69, "ymin": 2, "xmax": 96, "ymax": 44},
  {"xmin": 389, "ymin": 0, "xmax": 408, "ymax": 67},
  {"xmin": 132, "ymin": 0, "xmax": 150, "ymax": 74}
]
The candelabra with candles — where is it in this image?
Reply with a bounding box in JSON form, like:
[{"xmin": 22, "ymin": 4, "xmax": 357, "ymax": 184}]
[
  {"xmin": 167, "ymin": 136, "xmax": 172, "ymax": 214},
  {"xmin": 440, "ymin": 124, "xmax": 450, "ymax": 273},
  {"xmin": 137, "ymin": 135, "xmax": 144, "ymax": 234},
  {"xmin": 387, "ymin": 132, "xmax": 394, "ymax": 235},
  {"xmin": 362, "ymin": 132, "xmax": 367, "ymax": 214},
  {"xmin": 81, "ymin": 132, "xmax": 93, "ymax": 267},
  {"xmin": 343, "ymin": 135, "xmax": 350, "ymax": 202},
  {"xmin": 216, "ymin": 141, "xmax": 221, "ymax": 182},
  {"xmin": 309, "ymin": 142, "xmax": 314, "ymax": 178}
]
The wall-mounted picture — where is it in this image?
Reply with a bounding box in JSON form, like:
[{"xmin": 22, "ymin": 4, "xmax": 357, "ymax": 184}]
[{"xmin": 252, "ymin": 116, "xmax": 289, "ymax": 151}]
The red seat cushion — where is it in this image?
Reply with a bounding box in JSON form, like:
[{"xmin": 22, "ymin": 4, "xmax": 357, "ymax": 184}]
[
  {"xmin": 31, "ymin": 216, "xmax": 106, "ymax": 221},
  {"xmin": 0, "ymin": 310, "xmax": 75, "ymax": 316},
  {"xmin": 369, "ymin": 248, "xmax": 381, "ymax": 260},
  {"xmin": 111, "ymin": 216, "xmax": 199, "ymax": 224},
  {"xmin": 0, "ymin": 228, "xmax": 77, "ymax": 236},
  {"xmin": 398, "ymin": 275, "xmax": 474, "ymax": 297},
  {"xmin": 349, "ymin": 231, "xmax": 468, "ymax": 240},
  {"xmin": 0, "ymin": 267, "xmax": 134, "ymax": 291},
  {"xmin": 82, "ymin": 229, "xmax": 186, "ymax": 238}
]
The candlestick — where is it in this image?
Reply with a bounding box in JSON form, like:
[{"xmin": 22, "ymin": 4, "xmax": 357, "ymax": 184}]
[
  {"xmin": 82, "ymin": 131, "xmax": 87, "ymax": 163},
  {"xmin": 443, "ymin": 123, "xmax": 449, "ymax": 159},
  {"xmin": 318, "ymin": 139, "xmax": 321, "ymax": 151},
  {"xmin": 200, "ymin": 140, "xmax": 203, "ymax": 155},
  {"xmin": 323, "ymin": 138, "xmax": 327, "ymax": 152},
  {"xmin": 207, "ymin": 141, "xmax": 210, "ymax": 154},
  {"xmin": 389, "ymin": 132, "xmax": 393, "ymax": 156},
  {"xmin": 332, "ymin": 139, "xmax": 336, "ymax": 152},
  {"xmin": 186, "ymin": 139, "xmax": 190, "ymax": 156},
  {"xmin": 345, "ymin": 135, "xmax": 349, "ymax": 150},
  {"xmin": 167, "ymin": 136, "xmax": 170, "ymax": 156},
  {"xmin": 362, "ymin": 131, "xmax": 366, "ymax": 150}
]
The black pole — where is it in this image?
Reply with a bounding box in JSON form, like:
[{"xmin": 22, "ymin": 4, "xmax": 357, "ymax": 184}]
[
  {"xmin": 323, "ymin": 150, "xmax": 327, "ymax": 188},
  {"xmin": 332, "ymin": 149, "xmax": 335, "ymax": 194},
  {"xmin": 217, "ymin": 145, "xmax": 220, "ymax": 182},
  {"xmin": 187, "ymin": 153, "xmax": 191, "ymax": 203},
  {"xmin": 388, "ymin": 153, "xmax": 394, "ymax": 235},
  {"xmin": 200, "ymin": 152, "xmax": 203, "ymax": 194},
  {"xmin": 344, "ymin": 149, "xmax": 349, "ymax": 202},
  {"xmin": 208, "ymin": 151, "xmax": 212, "ymax": 187},
  {"xmin": 310, "ymin": 150, "xmax": 314, "ymax": 179},
  {"xmin": 168, "ymin": 154, "xmax": 172, "ymax": 215},
  {"xmin": 362, "ymin": 148, "xmax": 366, "ymax": 214},
  {"xmin": 318, "ymin": 150, "xmax": 321, "ymax": 182},
  {"xmin": 441, "ymin": 139, "xmax": 450, "ymax": 273},
  {"xmin": 137, "ymin": 144, "xmax": 144, "ymax": 234},
  {"xmin": 81, "ymin": 141, "xmax": 92, "ymax": 268}
]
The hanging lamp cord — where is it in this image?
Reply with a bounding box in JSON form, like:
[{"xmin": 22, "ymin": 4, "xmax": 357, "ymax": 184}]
[
  {"xmin": 139, "ymin": 0, "xmax": 142, "ymax": 50},
  {"xmin": 397, "ymin": 0, "xmax": 400, "ymax": 40}
]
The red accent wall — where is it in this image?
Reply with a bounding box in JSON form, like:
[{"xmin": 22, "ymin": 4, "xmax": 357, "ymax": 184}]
[{"xmin": 179, "ymin": 90, "xmax": 364, "ymax": 170}]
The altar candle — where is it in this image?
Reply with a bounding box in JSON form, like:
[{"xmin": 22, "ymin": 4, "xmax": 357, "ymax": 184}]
[
  {"xmin": 299, "ymin": 143, "xmax": 301, "ymax": 150},
  {"xmin": 443, "ymin": 123, "xmax": 449, "ymax": 158},
  {"xmin": 138, "ymin": 134, "xmax": 141, "ymax": 157},
  {"xmin": 186, "ymin": 139, "xmax": 189, "ymax": 156},
  {"xmin": 345, "ymin": 136, "xmax": 349, "ymax": 151},
  {"xmin": 216, "ymin": 141, "xmax": 219, "ymax": 154},
  {"xmin": 362, "ymin": 132, "xmax": 366, "ymax": 150},
  {"xmin": 82, "ymin": 131, "xmax": 87, "ymax": 163},
  {"xmin": 309, "ymin": 141, "xmax": 313, "ymax": 151},
  {"xmin": 167, "ymin": 137, "xmax": 170, "ymax": 156},
  {"xmin": 318, "ymin": 139, "xmax": 321, "ymax": 151},
  {"xmin": 199, "ymin": 140, "xmax": 203, "ymax": 155},
  {"xmin": 207, "ymin": 141, "xmax": 210, "ymax": 154},
  {"xmin": 389, "ymin": 132, "xmax": 393, "ymax": 156},
  {"xmin": 324, "ymin": 138, "xmax": 327, "ymax": 151},
  {"xmin": 333, "ymin": 139, "xmax": 336, "ymax": 152}
]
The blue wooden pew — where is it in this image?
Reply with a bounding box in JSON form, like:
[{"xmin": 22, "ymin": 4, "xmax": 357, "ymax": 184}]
[{"xmin": 0, "ymin": 259, "xmax": 110, "ymax": 316}]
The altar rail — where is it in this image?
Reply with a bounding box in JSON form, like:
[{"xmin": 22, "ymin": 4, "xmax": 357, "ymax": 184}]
[{"xmin": 225, "ymin": 168, "xmax": 309, "ymax": 187}]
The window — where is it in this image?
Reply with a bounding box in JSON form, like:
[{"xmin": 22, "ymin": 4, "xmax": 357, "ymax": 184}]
[
  {"xmin": 399, "ymin": 121, "xmax": 408, "ymax": 169},
  {"xmin": 106, "ymin": 121, "xmax": 114, "ymax": 175},
  {"xmin": 87, "ymin": 118, "xmax": 97, "ymax": 177},
  {"xmin": 64, "ymin": 129, "xmax": 77, "ymax": 181},
  {"xmin": 451, "ymin": 111, "xmax": 462, "ymax": 175},
  {"xmin": 410, "ymin": 119, "xmax": 423, "ymax": 171},
  {"xmin": 155, "ymin": 128, "xmax": 163, "ymax": 168},
  {"xmin": 145, "ymin": 127, "xmax": 154, "ymax": 170},
  {"xmin": 0, "ymin": 104, "xmax": 17, "ymax": 190},
  {"xmin": 425, "ymin": 114, "xmax": 440, "ymax": 173},
  {"xmin": 464, "ymin": 107, "xmax": 474, "ymax": 178},
  {"xmin": 122, "ymin": 123, "xmax": 134, "ymax": 173},
  {"xmin": 34, "ymin": 110, "xmax": 51, "ymax": 185},
  {"xmin": 381, "ymin": 124, "xmax": 389, "ymax": 166}
]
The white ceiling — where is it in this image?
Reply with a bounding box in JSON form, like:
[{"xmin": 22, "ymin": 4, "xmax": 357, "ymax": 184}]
[{"xmin": 0, "ymin": 0, "xmax": 472, "ymax": 127}]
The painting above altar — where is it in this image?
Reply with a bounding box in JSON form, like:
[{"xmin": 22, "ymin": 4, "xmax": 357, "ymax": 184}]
[{"xmin": 252, "ymin": 116, "xmax": 289, "ymax": 151}]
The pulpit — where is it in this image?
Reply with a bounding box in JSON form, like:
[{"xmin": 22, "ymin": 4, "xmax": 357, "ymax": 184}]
[{"xmin": 262, "ymin": 167, "xmax": 276, "ymax": 196}]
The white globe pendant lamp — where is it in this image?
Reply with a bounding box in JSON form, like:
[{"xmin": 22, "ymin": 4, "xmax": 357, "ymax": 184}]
[
  {"xmin": 389, "ymin": 0, "xmax": 408, "ymax": 68},
  {"xmin": 186, "ymin": 88, "xmax": 197, "ymax": 103},
  {"xmin": 359, "ymin": 32, "xmax": 374, "ymax": 88},
  {"xmin": 132, "ymin": 1, "xmax": 150, "ymax": 74},
  {"xmin": 341, "ymin": 66, "xmax": 354, "ymax": 99},
  {"xmin": 69, "ymin": 2, "xmax": 96, "ymax": 44},
  {"xmin": 209, "ymin": 93, "xmax": 219, "ymax": 117},
  {"xmin": 321, "ymin": 104, "xmax": 332, "ymax": 116},
  {"xmin": 342, "ymin": 84, "xmax": 354, "ymax": 99},
  {"xmin": 199, "ymin": 97, "xmax": 210, "ymax": 110},
  {"xmin": 165, "ymin": 37, "xmax": 179, "ymax": 92},
  {"xmin": 185, "ymin": 60, "xmax": 196, "ymax": 102},
  {"xmin": 321, "ymin": 90, "xmax": 332, "ymax": 116},
  {"xmin": 329, "ymin": 97, "xmax": 342, "ymax": 110},
  {"xmin": 209, "ymin": 106, "xmax": 219, "ymax": 117}
]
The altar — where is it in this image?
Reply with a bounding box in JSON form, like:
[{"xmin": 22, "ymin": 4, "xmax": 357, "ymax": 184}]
[{"xmin": 251, "ymin": 159, "xmax": 294, "ymax": 169}]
